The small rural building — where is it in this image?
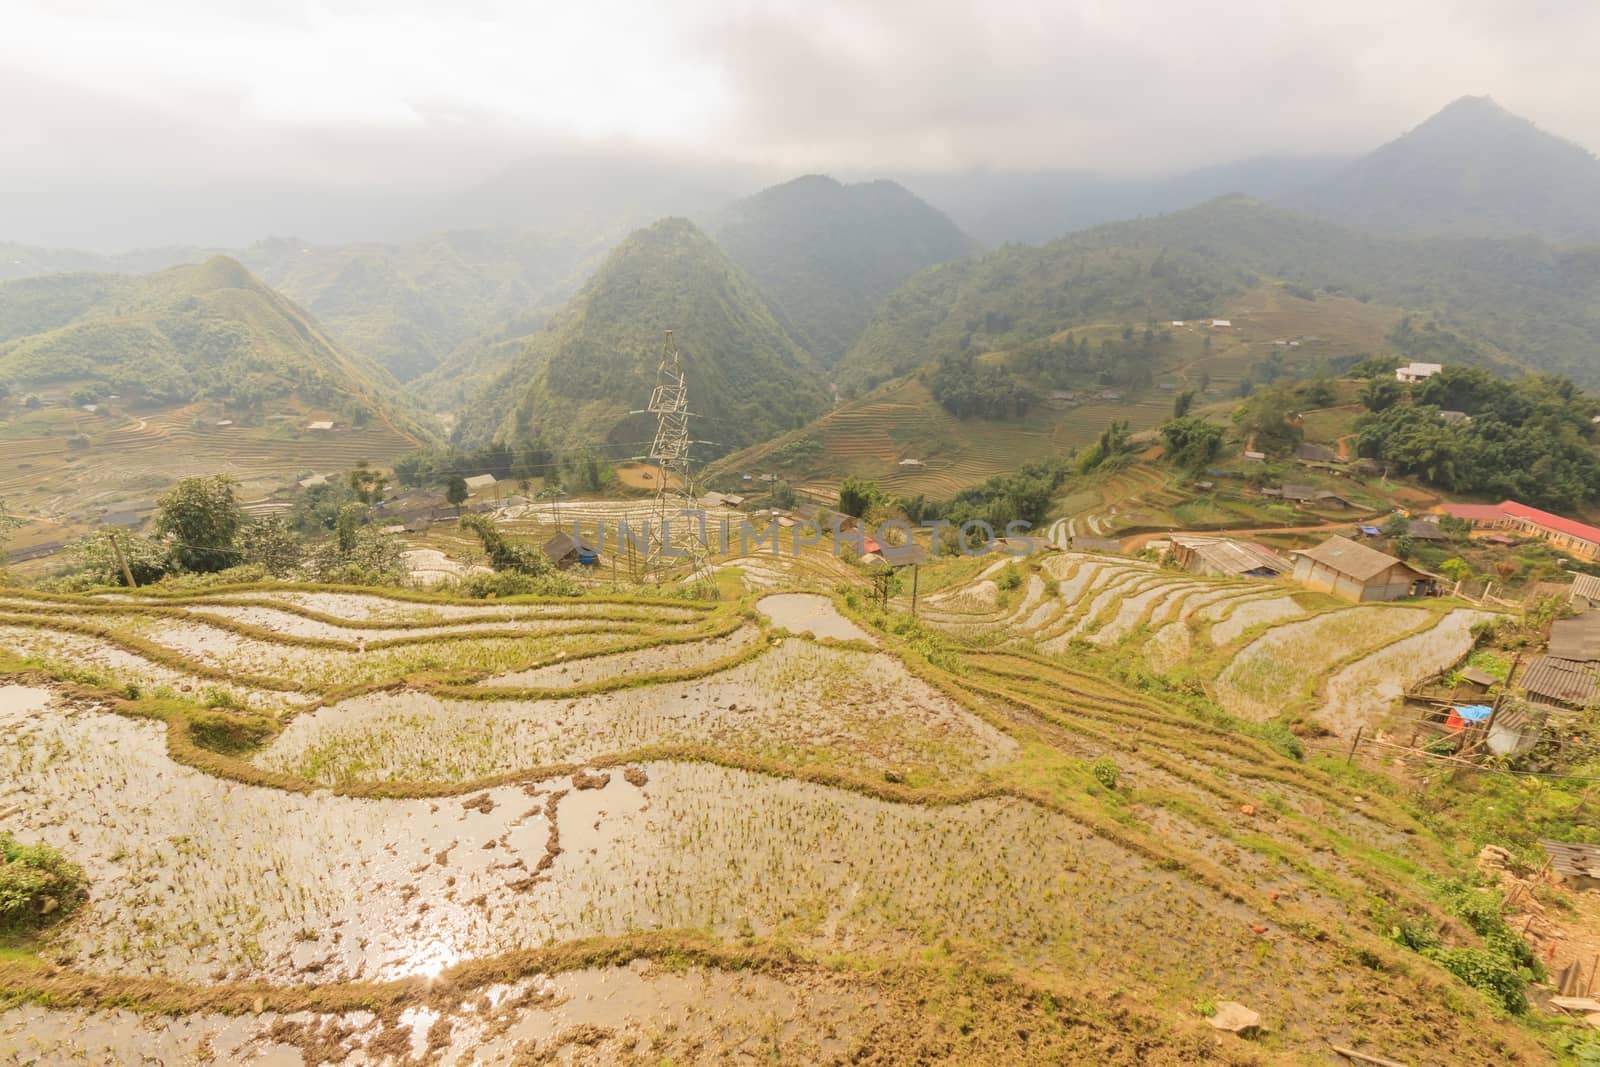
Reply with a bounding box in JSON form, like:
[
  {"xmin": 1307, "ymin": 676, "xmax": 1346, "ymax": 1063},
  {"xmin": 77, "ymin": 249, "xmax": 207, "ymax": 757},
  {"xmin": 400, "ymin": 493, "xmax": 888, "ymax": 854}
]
[
  {"xmin": 1168, "ymin": 535, "xmax": 1288, "ymax": 579},
  {"xmin": 1049, "ymin": 390, "xmax": 1077, "ymax": 402},
  {"xmin": 1395, "ymin": 362, "xmax": 1442, "ymax": 384},
  {"xmin": 1569, "ymin": 573, "xmax": 1600, "ymax": 608},
  {"xmin": 1267, "ymin": 484, "xmax": 1350, "ymax": 508},
  {"xmin": 298, "ymin": 473, "xmax": 329, "ymax": 489},
  {"xmin": 1405, "ymin": 519, "xmax": 1448, "ymax": 541},
  {"xmin": 897, "ymin": 458, "xmax": 926, "ymax": 468},
  {"xmin": 542, "ymin": 531, "xmax": 599, "ymax": 567},
  {"xmin": 1442, "ymin": 500, "xmax": 1600, "ymax": 561},
  {"xmin": 1098, "ymin": 390, "xmax": 1122, "ymax": 401},
  {"xmin": 1290, "ymin": 535, "xmax": 1433, "ymax": 602},
  {"xmin": 1438, "ymin": 409, "xmax": 1471, "ymax": 426},
  {"xmin": 305, "ymin": 420, "xmax": 335, "ymax": 431},
  {"xmin": 1171, "ymin": 320, "xmax": 1185, "ymax": 327},
  {"xmin": 1210, "ymin": 319, "xmax": 1232, "ymax": 328},
  {"xmin": 463, "ymin": 474, "xmax": 497, "ymax": 493},
  {"xmin": 1520, "ymin": 656, "xmax": 1600, "ymax": 710},
  {"xmin": 1293, "ymin": 442, "xmax": 1339, "ymax": 464},
  {"xmin": 1242, "ymin": 450, "xmax": 1266, "ymax": 462}
]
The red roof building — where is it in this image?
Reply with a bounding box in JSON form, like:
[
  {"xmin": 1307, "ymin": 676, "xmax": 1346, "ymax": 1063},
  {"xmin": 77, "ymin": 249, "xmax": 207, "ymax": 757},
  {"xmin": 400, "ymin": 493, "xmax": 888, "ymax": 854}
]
[{"xmin": 1443, "ymin": 500, "xmax": 1600, "ymax": 560}]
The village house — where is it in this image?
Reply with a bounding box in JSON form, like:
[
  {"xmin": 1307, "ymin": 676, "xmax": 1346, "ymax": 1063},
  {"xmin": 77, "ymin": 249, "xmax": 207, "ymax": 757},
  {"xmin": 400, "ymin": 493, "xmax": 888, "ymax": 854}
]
[
  {"xmin": 1264, "ymin": 483, "xmax": 1351, "ymax": 508},
  {"xmin": 463, "ymin": 473, "xmax": 497, "ymax": 493},
  {"xmin": 541, "ymin": 531, "xmax": 599, "ymax": 567},
  {"xmin": 1442, "ymin": 500, "xmax": 1600, "ymax": 561},
  {"xmin": 1395, "ymin": 361, "xmax": 1442, "ymax": 384},
  {"xmin": 1168, "ymin": 535, "xmax": 1288, "ymax": 579},
  {"xmin": 1290, "ymin": 535, "xmax": 1434, "ymax": 602}
]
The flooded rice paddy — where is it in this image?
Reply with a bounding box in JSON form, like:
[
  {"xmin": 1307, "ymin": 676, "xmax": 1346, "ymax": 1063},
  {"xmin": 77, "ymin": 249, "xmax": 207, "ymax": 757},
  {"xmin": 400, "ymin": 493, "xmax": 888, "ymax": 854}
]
[
  {"xmin": 3, "ymin": 688, "xmax": 1301, "ymax": 1003},
  {"xmin": 1216, "ymin": 606, "xmax": 1430, "ymax": 720},
  {"xmin": 255, "ymin": 639, "xmax": 1016, "ymax": 786},
  {"xmin": 755, "ymin": 594, "xmax": 871, "ymax": 642},
  {"xmin": 1319, "ymin": 608, "xmax": 1496, "ymax": 736},
  {"xmin": 0, "ymin": 963, "xmax": 878, "ymax": 1065}
]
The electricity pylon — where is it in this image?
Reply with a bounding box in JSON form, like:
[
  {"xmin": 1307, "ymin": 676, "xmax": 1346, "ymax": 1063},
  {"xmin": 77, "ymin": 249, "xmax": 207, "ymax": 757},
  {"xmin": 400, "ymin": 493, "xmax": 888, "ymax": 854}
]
[{"xmin": 639, "ymin": 331, "xmax": 710, "ymax": 586}]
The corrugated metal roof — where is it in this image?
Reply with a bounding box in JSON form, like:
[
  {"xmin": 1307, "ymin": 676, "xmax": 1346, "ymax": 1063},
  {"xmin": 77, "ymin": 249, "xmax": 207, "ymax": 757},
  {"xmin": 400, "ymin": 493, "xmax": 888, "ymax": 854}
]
[
  {"xmin": 1548, "ymin": 612, "xmax": 1600, "ymax": 661},
  {"xmin": 1570, "ymin": 574, "xmax": 1600, "ymax": 603},
  {"xmin": 1171, "ymin": 535, "xmax": 1288, "ymax": 576},
  {"xmin": 1543, "ymin": 840, "xmax": 1600, "ymax": 879},
  {"xmin": 1520, "ymin": 655, "xmax": 1600, "ymax": 708},
  {"xmin": 1291, "ymin": 535, "xmax": 1417, "ymax": 582}
]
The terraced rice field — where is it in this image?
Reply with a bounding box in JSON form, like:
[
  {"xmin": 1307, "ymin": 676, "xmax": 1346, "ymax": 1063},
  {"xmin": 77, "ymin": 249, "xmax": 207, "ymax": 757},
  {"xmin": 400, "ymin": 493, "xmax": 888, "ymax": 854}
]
[
  {"xmin": 0, "ymin": 402, "xmax": 420, "ymax": 522},
  {"xmin": 0, "ymin": 577, "xmax": 1540, "ymax": 1063}
]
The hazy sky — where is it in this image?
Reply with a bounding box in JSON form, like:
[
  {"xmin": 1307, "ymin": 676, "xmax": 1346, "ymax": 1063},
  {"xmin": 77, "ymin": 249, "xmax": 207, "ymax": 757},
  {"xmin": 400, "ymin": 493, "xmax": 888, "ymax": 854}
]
[{"xmin": 3, "ymin": 0, "xmax": 1597, "ymax": 247}]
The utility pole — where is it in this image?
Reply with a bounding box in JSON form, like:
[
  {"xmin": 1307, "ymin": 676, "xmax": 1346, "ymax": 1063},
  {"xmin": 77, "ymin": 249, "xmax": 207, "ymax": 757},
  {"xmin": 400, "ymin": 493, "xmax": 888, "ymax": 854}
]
[{"xmin": 108, "ymin": 530, "xmax": 136, "ymax": 589}]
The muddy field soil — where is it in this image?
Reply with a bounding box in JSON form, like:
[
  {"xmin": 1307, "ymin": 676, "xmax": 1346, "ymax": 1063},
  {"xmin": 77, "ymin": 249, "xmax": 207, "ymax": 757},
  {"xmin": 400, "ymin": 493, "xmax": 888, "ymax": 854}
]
[
  {"xmin": 257, "ymin": 639, "xmax": 1016, "ymax": 786},
  {"xmin": 0, "ymin": 963, "xmax": 880, "ymax": 1065}
]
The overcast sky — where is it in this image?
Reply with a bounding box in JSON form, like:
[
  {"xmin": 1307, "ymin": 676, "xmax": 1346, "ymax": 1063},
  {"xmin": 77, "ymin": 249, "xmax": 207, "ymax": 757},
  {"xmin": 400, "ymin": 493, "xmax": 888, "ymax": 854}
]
[{"xmin": 3, "ymin": 0, "xmax": 1596, "ymax": 248}]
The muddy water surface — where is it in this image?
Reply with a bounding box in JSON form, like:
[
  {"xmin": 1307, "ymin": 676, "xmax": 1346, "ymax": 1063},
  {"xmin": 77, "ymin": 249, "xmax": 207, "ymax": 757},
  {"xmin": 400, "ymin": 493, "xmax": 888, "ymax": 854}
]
[
  {"xmin": 0, "ymin": 964, "xmax": 878, "ymax": 1065},
  {"xmin": 756, "ymin": 594, "xmax": 870, "ymax": 641},
  {"xmin": 258, "ymin": 639, "xmax": 1015, "ymax": 786}
]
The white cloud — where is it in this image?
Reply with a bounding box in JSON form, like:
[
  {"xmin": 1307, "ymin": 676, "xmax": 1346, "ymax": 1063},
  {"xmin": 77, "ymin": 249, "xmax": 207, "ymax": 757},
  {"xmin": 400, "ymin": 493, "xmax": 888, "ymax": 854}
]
[{"xmin": 0, "ymin": 0, "xmax": 1596, "ymax": 245}]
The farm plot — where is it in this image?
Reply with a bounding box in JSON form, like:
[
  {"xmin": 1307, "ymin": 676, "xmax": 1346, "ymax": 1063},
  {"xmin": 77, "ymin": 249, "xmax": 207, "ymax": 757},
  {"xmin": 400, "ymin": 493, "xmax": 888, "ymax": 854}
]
[
  {"xmin": 3, "ymin": 691, "xmax": 1324, "ymax": 1013},
  {"xmin": 1319, "ymin": 609, "xmax": 1498, "ymax": 736},
  {"xmin": 1216, "ymin": 607, "xmax": 1431, "ymax": 720},
  {"xmin": 254, "ymin": 640, "xmax": 1017, "ymax": 787},
  {"xmin": 1209, "ymin": 595, "xmax": 1306, "ymax": 646},
  {"xmin": 0, "ymin": 965, "xmax": 883, "ymax": 1066}
]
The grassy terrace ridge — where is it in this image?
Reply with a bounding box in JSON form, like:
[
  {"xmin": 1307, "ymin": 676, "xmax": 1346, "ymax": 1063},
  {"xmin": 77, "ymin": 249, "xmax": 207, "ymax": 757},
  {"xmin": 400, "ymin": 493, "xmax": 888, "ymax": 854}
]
[{"xmin": 0, "ymin": 577, "xmax": 1564, "ymax": 1061}]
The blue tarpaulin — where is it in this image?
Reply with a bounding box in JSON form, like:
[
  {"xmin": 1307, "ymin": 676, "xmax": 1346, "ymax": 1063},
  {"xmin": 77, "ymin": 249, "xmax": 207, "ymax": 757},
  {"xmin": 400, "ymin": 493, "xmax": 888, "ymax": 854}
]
[{"xmin": 1447, "ymin": 704, "xmax": 1493, "ymax": 731}]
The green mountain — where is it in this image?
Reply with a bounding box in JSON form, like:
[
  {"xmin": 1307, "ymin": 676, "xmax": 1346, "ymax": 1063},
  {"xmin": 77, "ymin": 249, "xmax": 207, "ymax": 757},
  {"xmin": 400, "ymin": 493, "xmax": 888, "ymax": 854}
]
[
  {"xmin": 840, "ymin": 195, "xmax": 1600, "ymax": 388},
  {"xmin": 1, "ymin": 226, "xmax": 620, "ymax": 385},
  {"xmin": 234, "ymin": 228, "xmax": 617, "ymax": 383},
  {"xmin": 455, "ymin": 217, "xmax": 828, "ymax": 458},
  {"xmin": 1284, "ymin": 96, "xmax": 1600, "ymax": 242},
  {"xmin": 704, "ymin": 175, "xmax": 976, "ymax": 365},
  {"xmin": 0, "ymin": 256, "xmax": 425, "ymax": 431}
]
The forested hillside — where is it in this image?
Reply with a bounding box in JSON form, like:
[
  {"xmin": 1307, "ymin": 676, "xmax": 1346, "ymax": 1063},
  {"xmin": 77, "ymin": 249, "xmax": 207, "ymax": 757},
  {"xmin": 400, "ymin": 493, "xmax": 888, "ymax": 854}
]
[
  {"xmin": 0, "ymin": 256, "xmax": 423, "ymax": 431},
  {"xmin": 454, "ymin": 218, "xmax": 828, "ymax": 458},
  {"xmin": 705, "ymin": 175, "xmax": 976, "ymax": 365},
  {"xmin": 841, "ymin": 196, "xmax": 1600, "ymax": 389}
]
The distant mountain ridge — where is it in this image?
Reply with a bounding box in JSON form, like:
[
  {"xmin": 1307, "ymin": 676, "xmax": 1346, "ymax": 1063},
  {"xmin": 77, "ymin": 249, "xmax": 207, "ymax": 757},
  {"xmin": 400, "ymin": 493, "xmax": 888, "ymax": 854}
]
[
  {"xmin": 0, "ymin": 256, "xmax": 424, "ymax": 432},
  {"xmin": 454, "ymin": 217, "xmax": 828, "ymax": 458},
  {"xmin": 838, "ymin": 195, "xmax": 1600, "ymax": 389},
  {"xmin": 1282, "ymin": 95, "xmax": 1600, "ymax": 243},
  {"xmin": 704, "ymin": 175, "xmax": 977, "ymax": 365}
]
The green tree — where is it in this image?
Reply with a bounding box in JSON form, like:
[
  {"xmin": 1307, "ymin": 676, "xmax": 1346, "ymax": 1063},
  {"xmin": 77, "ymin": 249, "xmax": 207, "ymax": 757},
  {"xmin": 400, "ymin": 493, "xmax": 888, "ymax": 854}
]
[
  {"xmin": 237, "ymin": 517, "xmax": 303, "ymax": 577},
  {"xmin": 155, "ymin": 475, "xmax": 242, "ymax": 573},
  {"xmin": 348, "ymin": 461, "xmax": 386, "ymax": 506},
  {"xmin": 335, "ymin": 502, "xmax": 367, "ymax": 555},
  {"xmin": 459, "ymin": 513, "xmax": 551, "ymax": 574},
  {"xmin": 446, "ymin": 476, "xmax": 470, "ymax": 511},
  {"xmin": 838, "ymin": 478, "xmax": 878, "ymax": 519},
  {"xmin": 1301, "ymin": 378, "xmax": 1337, "ymax": 407},
  {"xmin": 1361, "ymin": 377, "xmax": 1405, "ymax": 412},
  {"xmin": 1160, "ymin": 416, "xmax": 1225, "ymax": 468},
  {"xmin": 1232, "ymin": 386, "xmax": 1303, "ymax": 455}
]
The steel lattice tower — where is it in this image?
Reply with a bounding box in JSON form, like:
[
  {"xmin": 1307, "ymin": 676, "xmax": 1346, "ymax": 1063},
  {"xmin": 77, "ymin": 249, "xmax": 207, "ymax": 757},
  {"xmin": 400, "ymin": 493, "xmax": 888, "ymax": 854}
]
[{"xmin": 640, "ymin": 331, "xmax": 709, "ymax": 584}]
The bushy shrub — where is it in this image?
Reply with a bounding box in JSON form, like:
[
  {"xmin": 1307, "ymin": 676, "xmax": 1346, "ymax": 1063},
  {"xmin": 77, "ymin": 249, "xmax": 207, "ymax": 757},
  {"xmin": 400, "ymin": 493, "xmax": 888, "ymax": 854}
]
[
  {"xmin": 457, "ymin": 570, "xmax": 580, "ymax": 599},
  {"xmin": 0, "ymin": 833, "xmax": 87, "ymax": 931},
  {"xmin": 1091, "ymin": 757, "xmax": 1119, "ymax": 791}
]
